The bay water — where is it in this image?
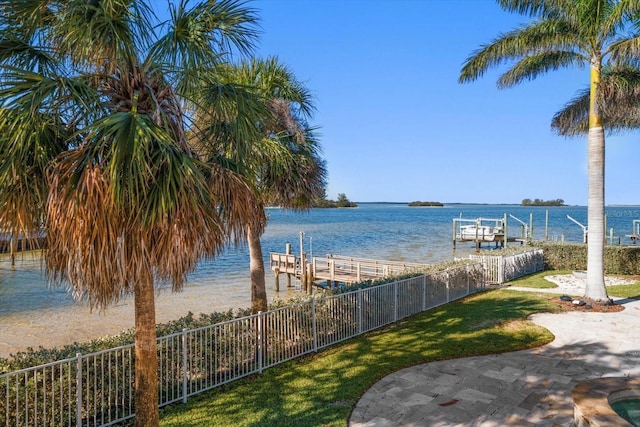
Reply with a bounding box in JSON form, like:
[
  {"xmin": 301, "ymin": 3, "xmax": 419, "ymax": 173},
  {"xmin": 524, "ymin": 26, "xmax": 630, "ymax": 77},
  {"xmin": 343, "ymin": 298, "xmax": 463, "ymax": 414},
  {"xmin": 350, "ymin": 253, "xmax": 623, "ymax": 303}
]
[{"xmin": 1, "ymin": 203, "xmax": 638, "ymax": 357}]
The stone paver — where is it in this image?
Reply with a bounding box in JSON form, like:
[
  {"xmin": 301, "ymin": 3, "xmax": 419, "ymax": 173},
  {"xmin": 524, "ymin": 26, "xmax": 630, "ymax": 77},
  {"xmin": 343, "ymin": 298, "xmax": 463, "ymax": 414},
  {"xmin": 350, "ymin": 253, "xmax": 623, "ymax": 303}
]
[{"xmin": 349, "ymin": 277, "xmax": 640, "ymax": 426}]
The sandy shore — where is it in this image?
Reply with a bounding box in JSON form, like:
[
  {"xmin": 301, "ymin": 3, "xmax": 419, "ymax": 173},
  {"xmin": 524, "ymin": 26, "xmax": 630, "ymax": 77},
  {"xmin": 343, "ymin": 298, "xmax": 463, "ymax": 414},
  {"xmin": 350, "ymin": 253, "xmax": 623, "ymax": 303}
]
[{"xmin": 0, "ymin": 278, "xmax": 297, "ymax": 359}]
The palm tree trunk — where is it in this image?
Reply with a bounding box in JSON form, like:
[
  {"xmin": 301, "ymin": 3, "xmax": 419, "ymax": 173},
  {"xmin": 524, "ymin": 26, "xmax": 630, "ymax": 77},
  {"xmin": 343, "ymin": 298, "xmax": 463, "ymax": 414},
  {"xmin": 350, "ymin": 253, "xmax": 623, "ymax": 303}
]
[
  {"xmin": 585, "ymin": 126, "xmax": 608, "ymax": 301},
  {"xmin": 585, "ymin": 59, "xmax": 608, "ymax": 302},
  {"xmin": 248, "ymin": 224, "xmax": 268, "ymax": 313},
  {"xmin": 134, "ymin": 276, "xmax": 160, "ymax": 427}
]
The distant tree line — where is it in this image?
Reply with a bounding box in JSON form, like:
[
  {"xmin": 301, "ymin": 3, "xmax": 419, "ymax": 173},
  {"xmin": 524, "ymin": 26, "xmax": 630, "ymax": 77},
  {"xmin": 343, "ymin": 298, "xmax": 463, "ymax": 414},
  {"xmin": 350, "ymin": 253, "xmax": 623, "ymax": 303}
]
[
  {"xmin": 521, "ymin": 198, "xmax": 565, "ymax": 206},
  {"xmin": 408, "ymin": 201, "xmax": 443, "ymax": 207},
  {"xmin": 313, "ymin": 192, "xmax": 357, "ymax": 208}
]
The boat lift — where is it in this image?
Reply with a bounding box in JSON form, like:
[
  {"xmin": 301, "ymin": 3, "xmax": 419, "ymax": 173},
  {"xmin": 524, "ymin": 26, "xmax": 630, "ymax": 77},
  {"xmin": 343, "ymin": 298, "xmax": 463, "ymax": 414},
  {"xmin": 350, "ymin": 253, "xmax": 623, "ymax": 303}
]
[
  {"xmin": 567, "ymin": 215, "xmax": 588, "ymax": 243},
  {"xmin": 626, "ymin": 220, "xmax": 640, "ymax": 244},
  {"xmin": 508, "ymin": 213, "xmax": 531, "ymax": 241},
  {"xmin": 452, "ymin": 216, "xmax": 506, "ymax": 250}
]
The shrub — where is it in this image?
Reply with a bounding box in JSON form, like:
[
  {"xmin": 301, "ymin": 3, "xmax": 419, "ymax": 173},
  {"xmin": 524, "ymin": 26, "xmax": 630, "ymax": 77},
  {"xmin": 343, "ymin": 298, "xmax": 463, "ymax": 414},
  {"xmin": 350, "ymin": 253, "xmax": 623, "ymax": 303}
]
[{"xmin": 530, "ymin": 241, "xmax": 640, "ymax": 274}]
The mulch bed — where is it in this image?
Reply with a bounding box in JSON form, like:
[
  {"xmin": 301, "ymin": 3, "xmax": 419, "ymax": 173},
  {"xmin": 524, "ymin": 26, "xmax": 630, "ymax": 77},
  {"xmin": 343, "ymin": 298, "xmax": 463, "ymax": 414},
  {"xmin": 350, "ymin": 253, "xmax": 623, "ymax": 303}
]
[{"xmin": 549, "ymin": 296, "xmax": 624, "ymax": 313}]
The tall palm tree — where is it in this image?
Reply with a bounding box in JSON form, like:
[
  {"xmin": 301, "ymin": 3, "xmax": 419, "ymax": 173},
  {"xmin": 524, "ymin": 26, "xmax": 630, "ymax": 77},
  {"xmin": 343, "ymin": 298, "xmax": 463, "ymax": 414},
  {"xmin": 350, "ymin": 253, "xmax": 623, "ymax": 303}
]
[
  {"xmin": 0, "ymin": 0, "xmax": 261, "ymax": 425},
  {"xmin": 201, "ymin": 57, "xmax": 327, "ymax": 313},
  {"xmin": 459, "ymin": 0, "xmax": 640, "ymax": 302}
]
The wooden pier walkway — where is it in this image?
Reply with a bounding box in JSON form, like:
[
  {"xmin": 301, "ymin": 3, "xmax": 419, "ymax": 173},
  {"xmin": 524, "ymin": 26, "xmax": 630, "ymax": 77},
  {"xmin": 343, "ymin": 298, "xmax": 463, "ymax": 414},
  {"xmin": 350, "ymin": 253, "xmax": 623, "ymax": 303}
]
[{"xmin": 269, "ymin": 253, "xmax": 429, "ymax": 289}]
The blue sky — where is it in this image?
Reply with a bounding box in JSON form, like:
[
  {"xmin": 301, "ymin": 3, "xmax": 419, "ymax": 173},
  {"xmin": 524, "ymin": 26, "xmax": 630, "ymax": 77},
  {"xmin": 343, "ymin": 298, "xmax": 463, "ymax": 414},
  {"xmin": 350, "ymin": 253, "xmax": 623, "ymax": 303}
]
[{"xmin": 250, "ymin": 0, "xmax": 640, "ymax": 206}]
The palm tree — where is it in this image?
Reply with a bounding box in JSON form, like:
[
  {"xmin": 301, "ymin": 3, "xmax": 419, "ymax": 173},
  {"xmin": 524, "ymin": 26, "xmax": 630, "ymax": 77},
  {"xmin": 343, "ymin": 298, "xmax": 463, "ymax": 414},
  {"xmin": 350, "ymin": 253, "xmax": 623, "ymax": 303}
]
[
  {"xmin": 201, "ymin": 57, "xmax": 327, "ymax": 313},
  {"xmin": 0, "ymin": 0, "xmax": 261, "ymax": 425},
  {"xmin": 459, "ymin": 0, "xmax": 640, "ymax": 302}
]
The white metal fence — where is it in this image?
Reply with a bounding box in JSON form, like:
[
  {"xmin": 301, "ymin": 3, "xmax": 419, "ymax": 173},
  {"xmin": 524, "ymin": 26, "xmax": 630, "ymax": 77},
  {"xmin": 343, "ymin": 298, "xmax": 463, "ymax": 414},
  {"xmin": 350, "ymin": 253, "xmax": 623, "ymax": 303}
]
[
  {"xmin": 469, "ymin": 248, "xmax": 545, "ymax": 285},
  {"xmin": 1, "ymin": 263, "xmax": 485, "ymax": 427}
]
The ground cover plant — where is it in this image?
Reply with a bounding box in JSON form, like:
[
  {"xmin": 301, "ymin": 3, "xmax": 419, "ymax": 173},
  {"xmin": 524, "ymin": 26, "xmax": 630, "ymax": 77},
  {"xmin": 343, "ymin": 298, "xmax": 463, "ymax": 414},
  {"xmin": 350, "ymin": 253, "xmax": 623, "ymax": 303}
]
[{"xmin": 159, "ymin": 289, "xmax": 559, "ymax": 427}]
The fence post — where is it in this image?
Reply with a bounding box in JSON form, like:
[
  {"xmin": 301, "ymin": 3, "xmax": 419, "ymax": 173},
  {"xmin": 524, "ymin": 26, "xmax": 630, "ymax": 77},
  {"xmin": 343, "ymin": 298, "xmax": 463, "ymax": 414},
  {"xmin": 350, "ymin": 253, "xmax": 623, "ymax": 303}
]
[
  {"xmin": 182, "ymin": 329, "xmax": 188, "ymax": 404},
  {"xmin": 76, "ymin": 353, "xmax": 82, "ymax": 427},
  {"xmin": 466, "ymin": 264, "xmax": 470, "ymax": 295},
  {"xmin": 482, "ymin": 258, "xmax": 487, "ymax": 287},
  {"xmin": 357, "ymin": 288, "xmax": 363, "ymax": 334},
  {"xmin": 312, "ymin": 298, "xmax": 318, "ymax": 353},
  {"xmin": 446, "ymin": 271, "xmax": 450, "ymax": 303},
  {"xmin": 393, "ymin": 281, "xmax": 398, "ymax": 322},
  {"xmin": 257, "ymin": 312, "xmax": 264, "ymax": 374},
  {"xmin": 422, "ymin": 274, "xmax": 427, "ymax": 311}
]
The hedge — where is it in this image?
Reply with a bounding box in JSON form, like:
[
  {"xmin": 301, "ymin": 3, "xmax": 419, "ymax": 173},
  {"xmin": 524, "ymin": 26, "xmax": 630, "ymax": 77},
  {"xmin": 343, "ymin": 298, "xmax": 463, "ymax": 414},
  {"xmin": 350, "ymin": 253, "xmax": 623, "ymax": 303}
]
[{"xmin": 530, "ymin": 241, "xmax": 640, "ymax": 275}]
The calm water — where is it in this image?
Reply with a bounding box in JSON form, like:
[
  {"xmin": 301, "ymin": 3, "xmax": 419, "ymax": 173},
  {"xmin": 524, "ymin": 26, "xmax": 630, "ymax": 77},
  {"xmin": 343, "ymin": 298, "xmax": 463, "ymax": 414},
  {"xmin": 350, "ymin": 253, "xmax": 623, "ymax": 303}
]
[{"xmin": 0, "ymin": 203, "xmax": 638, "ymax": 356}]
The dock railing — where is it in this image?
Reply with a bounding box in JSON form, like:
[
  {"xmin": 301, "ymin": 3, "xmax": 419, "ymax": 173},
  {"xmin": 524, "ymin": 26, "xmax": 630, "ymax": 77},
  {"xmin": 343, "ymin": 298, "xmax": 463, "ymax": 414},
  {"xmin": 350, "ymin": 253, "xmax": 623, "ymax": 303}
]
[
  {"xmin": 312, "ymin": 255, "xmax": 429, "ymax": 284},
  {"xmin": 469, "ymin": 248, "xmax": 544, "ymax": 285},
  {"xmin": 269, "ymin": 252, "xmax": 299, "ymax": 275},
  {"xmin": 1, "ymin": 263, "xmax": 484, "ymax": 427}
]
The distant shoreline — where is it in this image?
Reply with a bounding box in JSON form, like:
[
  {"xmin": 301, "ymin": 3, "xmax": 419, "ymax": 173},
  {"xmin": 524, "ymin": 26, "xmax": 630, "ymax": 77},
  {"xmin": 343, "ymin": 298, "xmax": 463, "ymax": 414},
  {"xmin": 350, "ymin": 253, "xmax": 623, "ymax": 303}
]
[{"xmin": 349, "ymin": 202, "xmax": 639, "ymax": 207}]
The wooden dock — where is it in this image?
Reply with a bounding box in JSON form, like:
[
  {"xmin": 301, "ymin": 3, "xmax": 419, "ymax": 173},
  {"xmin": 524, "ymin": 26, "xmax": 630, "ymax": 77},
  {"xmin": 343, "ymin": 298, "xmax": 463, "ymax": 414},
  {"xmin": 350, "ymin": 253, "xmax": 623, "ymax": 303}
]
[
  {"xmin": 269, "ymin": 252, "xmax": 429, "ymax": 290},
  {"xmin": 312, "ymin": 255, "xmax": 429, "ymax": 285}
]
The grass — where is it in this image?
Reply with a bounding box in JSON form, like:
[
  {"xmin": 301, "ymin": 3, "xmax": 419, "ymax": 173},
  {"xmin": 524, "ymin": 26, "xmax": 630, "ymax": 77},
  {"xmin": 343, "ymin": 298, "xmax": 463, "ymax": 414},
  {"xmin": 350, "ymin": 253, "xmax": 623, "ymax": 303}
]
[
  {"xmin": 506, "ymin": 269, "xmax": 571, "ymax": 288},
  {"xmin": 607, "ymin": 281, "xmax": 640, "ymax": 299},
  {"xmin": 159, "ymin": 289, "xmax": 559, "ymax": 427},
  {"xmin": 506, "ymin": 269, "xmax": 640, "ymax": 299}
]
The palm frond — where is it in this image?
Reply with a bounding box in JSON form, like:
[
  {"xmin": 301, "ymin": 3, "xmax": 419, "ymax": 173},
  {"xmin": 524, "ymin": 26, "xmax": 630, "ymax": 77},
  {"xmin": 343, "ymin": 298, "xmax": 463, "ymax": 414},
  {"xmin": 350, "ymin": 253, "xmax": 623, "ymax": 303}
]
[
  {"xmin": 150, "ymin": 0, "xmax": 259, "ymax": 92},
  {"xmin": 259, "ymin": 129, "xmax": 327, "ymax": 209},
  {"xmin": 608, "ymin": 34, "xmax": 640, "ymax": 62},
  {"xmin": 551, "ymin": 88, "xmax": 591, "ymax": 135},
  {"xmin": 0, "ymin": 31, "xmax": 57, "ymax": 72},
  {"xmin": 498, "ymin": 51, "xmax": 585, "ymax": 88},
  {"xmin": 0, "ymin": 106, "xmax": 68, "ymax": 250},
  {"xmin": 497, "ymin": 0, "xmax": 578, "ymax": 18},
  {"xmin": 459, "ymin": 19, "xmax": 585, "ymax": 85},
  {"xmin": 552, "ymin": 66, "xmax": 640, "ymax": 135},
  {"xmin": 50, "ymin": 0, "xmax": 154, "ymax": 73},
  {"xmin": 196, "ymin": 79, "xmax": 267, "ymax": 161},
  {"xmin": 205, "ymin": 161, "xmax": 263, "ymax": 244}
]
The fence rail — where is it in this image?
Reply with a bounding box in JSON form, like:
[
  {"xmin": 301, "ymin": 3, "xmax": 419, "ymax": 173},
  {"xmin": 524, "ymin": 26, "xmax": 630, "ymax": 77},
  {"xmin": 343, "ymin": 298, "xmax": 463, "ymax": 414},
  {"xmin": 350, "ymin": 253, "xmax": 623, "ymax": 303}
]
[
  {"xmin": 469, "ymin": 248, "xmax": 545, "ymax": 285},
  {"xmin": 1, "ymin": 263, "xmax": 486, "ymax": 427},
  {"xmin": 312, "ymin": 254, "xmax": 430, "ymax": 284}
]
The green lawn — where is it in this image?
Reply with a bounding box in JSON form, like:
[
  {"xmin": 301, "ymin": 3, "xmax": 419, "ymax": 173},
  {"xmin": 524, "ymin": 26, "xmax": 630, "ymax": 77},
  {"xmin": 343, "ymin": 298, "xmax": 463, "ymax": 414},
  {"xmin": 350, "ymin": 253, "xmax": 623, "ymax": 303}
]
[
  {"xmin": 505, "ymin": 269, "xmax": 571, "ymax": 288},
  {"xmin": 507, "ymin": 270, "xmax": 640, "ymax": 298},
  {"xmin": 607, "ymin": 281, "xmax": 640, "ymax": 299},
  {"xmin": 159, "ymin": 289, "xmax": 559, "ymax": 427}
]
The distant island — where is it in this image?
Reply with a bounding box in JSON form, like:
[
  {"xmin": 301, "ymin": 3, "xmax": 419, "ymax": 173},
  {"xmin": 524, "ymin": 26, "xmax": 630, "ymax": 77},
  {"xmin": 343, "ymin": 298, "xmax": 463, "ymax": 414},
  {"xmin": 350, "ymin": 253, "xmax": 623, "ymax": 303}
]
[
  {"xmin": 313, "ymin": 192, "xmax": 358, "ymax": 208},
  {"xmin": 521, "ymin": 198, "xmax": 565, "ymax": 206},
  {"xmin": 408, "ymin": 201, "xmax": 443, "ymax": 207}
]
